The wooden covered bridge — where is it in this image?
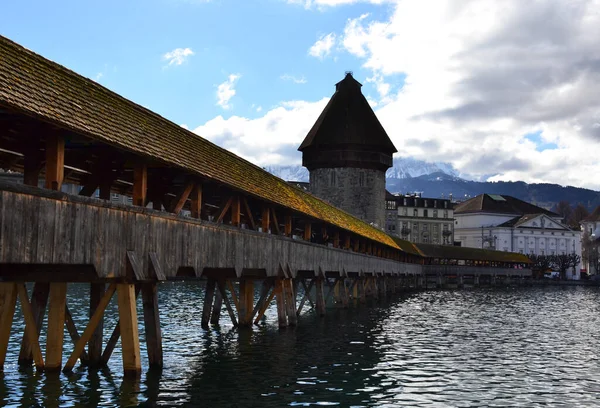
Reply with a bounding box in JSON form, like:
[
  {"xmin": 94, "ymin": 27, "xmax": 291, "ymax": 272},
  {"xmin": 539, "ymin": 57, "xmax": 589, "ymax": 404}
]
[{"xmin": 0, "ymin": 36, "xmax": 530, "ymax": 376}]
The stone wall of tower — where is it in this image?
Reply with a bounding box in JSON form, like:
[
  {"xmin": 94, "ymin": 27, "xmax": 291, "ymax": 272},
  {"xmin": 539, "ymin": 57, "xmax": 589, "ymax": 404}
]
[{"xmin": 309, "ymin": 167, "xmax": 386, "ymax": 229}]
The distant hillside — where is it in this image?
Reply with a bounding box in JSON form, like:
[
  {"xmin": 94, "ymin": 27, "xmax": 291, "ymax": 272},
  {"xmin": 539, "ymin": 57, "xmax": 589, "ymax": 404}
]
[
  {"xmin": 266, "ymin": 160, "xmax": 600, "ymax": 211},
  {"xmin": 387, "ymin": 172, "xmax": 600, "ymax": 211}
]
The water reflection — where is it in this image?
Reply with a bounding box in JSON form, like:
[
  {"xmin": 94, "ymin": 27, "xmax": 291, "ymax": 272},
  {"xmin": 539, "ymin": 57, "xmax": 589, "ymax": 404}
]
[{"xmin": 2, "ymin": 285, "xmax": 600, "ymax": 406}]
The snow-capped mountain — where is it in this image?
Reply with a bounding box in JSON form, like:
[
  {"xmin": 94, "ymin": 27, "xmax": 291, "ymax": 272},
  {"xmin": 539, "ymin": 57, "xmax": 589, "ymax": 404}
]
[
  {"xmin": 385, "ymin": 157, "xmax": 459, "ymax": 179},
  {"xmin": 265, "ymin": 157, "xmax": 460, "ymax": 182}
]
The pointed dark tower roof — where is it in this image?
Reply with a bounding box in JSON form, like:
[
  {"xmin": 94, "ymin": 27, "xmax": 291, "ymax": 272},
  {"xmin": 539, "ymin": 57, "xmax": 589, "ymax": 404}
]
[{"xmin": 299, "ymin": 72, "xmax": 397, "ymax": 171}]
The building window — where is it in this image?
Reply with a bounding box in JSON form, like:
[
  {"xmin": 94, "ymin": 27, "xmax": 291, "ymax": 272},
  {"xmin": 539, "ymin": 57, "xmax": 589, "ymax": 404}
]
[
  {"xmin": 434, "ymin": 200, "xmax": 438, "ymax": 208},
  {"xmin": 403, "ymin": 198, "xmax": 407, "ymax": 206},
  {"xmin": 433, "ymin": 210, "xmax": 438, "ymax": 218},
  {"xmin": 359, "ymin": 171, "xmax": 365, "ymax": 187},
  {"xmin": 403, "ymin": 208, "xmax": 408, "ymax": 216},
  {"xmin": 423, "ymin": 224, "xmax": 428, "ymax": 231},
  {"xmin": 413, "ymin": 209, "xmax": 418, "ymax": 217},
  {"xmin": 443, "ymin": 210, "xmax": 448, "ymax": 218},
  {"xmin": 423, "ymin": 209, "xmax": 428, "ymax": 217},
  {"xmin": 386, "ymin": 201, "xmax": 396, "ymax": 210},
  {"xmin": 413, "ymin": 222, "xmax": 419, "ymax": 231},
  {"xmin": 444, "ymin": 201, "xmax": 448, "ymax": 209},
  {"xmin": 424, "ymin": 200, "xmax": 428, "ymax": 208},
  {"xmin": 443, "ymin": 224, "xmax": 448, "ymax": 232}
]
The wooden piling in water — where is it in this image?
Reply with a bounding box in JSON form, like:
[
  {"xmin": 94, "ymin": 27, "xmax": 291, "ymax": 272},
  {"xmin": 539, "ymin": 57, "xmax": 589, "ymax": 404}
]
[
  {"xmin": 0, "ymin": 283, "xmax": 17, "ymax": 370},
  {"xmin": 88, "ymin": 283, "xmax": 105, "ymax": 366},
  {"xmin": 142, "ymin": 282, "xmax": 163, "ymax": 369},
  {"xmin": 45, "ymin": 282, "xmax": 67, "ymax": 371},
  {"xmin": 116, "ymin": 284, "xmax": 141, "ymax": 377}
]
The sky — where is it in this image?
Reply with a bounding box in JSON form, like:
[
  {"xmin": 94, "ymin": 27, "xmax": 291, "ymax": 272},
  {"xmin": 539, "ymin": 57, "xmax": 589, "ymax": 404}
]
[{"xmin": 2, "ymin": 0, "xmax": 600, "ymax": 190}]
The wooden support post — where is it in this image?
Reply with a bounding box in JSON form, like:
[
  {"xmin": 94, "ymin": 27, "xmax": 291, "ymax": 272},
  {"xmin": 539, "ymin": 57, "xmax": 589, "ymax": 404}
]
[
  {"xmin": 231, "ymin": 196, "xmax": 241, "ymax": 227},
  {"xmin": 170, "ymin": 182, "xmax": 195, "ymax": 214},
  {"xmin": 133, "ymin": 163, "xmax": 147, "ymax": 207},
  {"xmin": 226, "ymin": 280, "xmax": 240, "ymax": 312},
  {"xmin": 45, "ymin": 133, "xmax": 64, "ymax": 190},
  {"xmin": 191, "ymin": 183, "xmax": 203, "ymax": 219},
  {"xmin": 65, "ymin": 284, "xmax": 116, "ymax": 372},
  {"xmin": 46, "ymin": 283, "xmax": 67, "ymax": 371},
  {"xmin": 284, "ymin": 215, "xmax": 292, "ymax": 237},
  {"xmin": 201, "ymin": 279, "xmax": 216, "ymax": 329},
  {"xmin": 333, "ymin": 232, "xmax": 340, "ymax": 248},
  {"xmin": 359, "ymin": 278, "xmax": 366, "ymax": 303},
  {"xmin": 210, "ymin": 290, "xmax": 223, "ymax": 325},
  {"xmin": 142, "ymin": 283, "xmax": 162, "ymax": 369},
  {"xmin": 23, "ymin": 145, "xmax": 43, "ymax": 187},
  {"xmin": 242, "ymin": 198, "xmax": 256, "ymax": 230},
  {"xmin": 254, "ymin": 281, "xmax": 275, "ymax": 325},
  {"xmin": 216, "ymin": 281, "xmax": 238, "ymax": 326},
  {"xmin": 352, "ymin": 279, "xmax": 358, "ymax": 300},
  {"xmin": 261, "ymin": 207, "xmax": 270, "ymax": 233},
  {"xmin": 0, "ymin": 283, "xmax": 17, "ymax": 370},
  {"xmin": 16, "ymin": 284, "xmax": 44, "ymax": 370},
  {"xmin": 353, "ymin": 238, "xmax": 359, "ymax": 252},
  {"xmin": 64, "ymin": 305, "xmax": 89, "ymax": 364},
  {"xmin": 117, "ymin": 284, "xmax": 141, "ymax": 376},
  {"xmin": 304, "ymin": 222, "xmax": 312, "ymax": 241},
  {"xmin": 18, "ymin": 282, "xmax": 49, "ymax": 366},
  {"xmin": 270, "ymin": 209, "xmax": 280, "ymax": 235},
  {"xmin": 274, "ymin": 279, "xmax": 287, "ymax": 328},
  {"xmin": 297, "ymin": 279, "xmax": 315, "ymax": 315},
  {"xmin": 315, "ymin": 278, "xmax": 326, "ymax": 317},
  {"xmin": 340, "ymin": 279, "xmax": 349, "ymax": 308},
  {"xmin": 216, "ymin": 198, "xmax": 233, "ymax": 223},
  {"xmin": 88, "ymin": 283, "xmax": 105, "ymax": 366},
  {"xmin": 344, "ymin": 236, "xmax": 350, "ymax": 250},
  {"xmin": 238, "ymin": 279, "xmax": 254, "ymax": 326},
  {"xmin": 284, "ymin": 279, "xmax": 297, "ymax": 326}
]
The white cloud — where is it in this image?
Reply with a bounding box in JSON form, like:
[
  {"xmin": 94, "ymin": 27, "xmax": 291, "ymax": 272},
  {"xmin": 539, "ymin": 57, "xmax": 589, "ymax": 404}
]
[
  {"xmin": 190, "ymin": 0, "xmax": 600, "ymax": 191},
  {"xmin": 280, "ymin": 74, "xmax": 308, "ymax": 84},
  {"xmin": 162, "ymin": 47, "xmax": 195, "ymax": 67},
  {"xmin": 308, "ymin": 33, "xmax": 336, "ymax": 59},
  {"xmin": 335, "ymin": 0, "xmax": 600, "ymax": 190},
  {"xmin": 216, "ymin": 74, "xmax": 241, "ymax": 110},
  {"xmin": 193, "ymin": 98, "xmax": 329, "ymax": 166}
]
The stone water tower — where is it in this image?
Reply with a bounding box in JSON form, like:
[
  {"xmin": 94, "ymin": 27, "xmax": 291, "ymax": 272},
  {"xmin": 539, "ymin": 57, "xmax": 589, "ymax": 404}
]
[{"xmin": 298, "ymin": 72, "xmax": 397, "ymax": 229}]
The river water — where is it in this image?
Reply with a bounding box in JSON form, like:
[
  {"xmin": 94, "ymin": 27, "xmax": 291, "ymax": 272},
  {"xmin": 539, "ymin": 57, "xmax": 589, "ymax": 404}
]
[{"xmin": 1, "ymin": 283, "xmax": 600, "ymax": 407}]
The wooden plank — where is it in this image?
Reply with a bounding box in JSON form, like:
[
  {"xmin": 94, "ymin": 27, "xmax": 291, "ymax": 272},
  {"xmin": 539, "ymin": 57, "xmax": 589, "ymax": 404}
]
[
  {"xmin": 261, "ymin": 207, "xmax": 270, "ymax": 233},
  {"xmin": 46, "ymin": 282, "xmax": 67, "ymax": 371},
  {"xmin": 231, "ymin": 196, "xmax": 241, "ymax": 227},
  {"xmin": 133, "ymin": 163, "xmax": 147, "ymax": 207},
  {"xmin": 303, "ymin": 222, "xmax": 312, "ymax": 241},
  {"xmin": 201, "ymin": 278, "xmax": 216, "ymax": 328},
  {"xmin": 216, "ymin": 197, "xmax": 233, "ymax": 223},
  {"xmin": 242, "ymin": 198, "xmax": 256, "ymax": 230},
  {"xmin": 16, "ymin": 284, "xmax": 44, "ymax": 370},
  {"xmin": 64, "ymin": 304, "xmax": 89, "ymax": 364},
  {"xmin": 45, "ymin": 132, "xmax": 64, "ymax": 190},
  {"xmin": 191, "ymin": 183, "xmax": 202, "ymax": 219},
  {"xmin": 117, "ymin": 284, "xmax": 141, "ymax": 376},
  {"xmin": 18, "ymin": 282, "xmax": 49, "ymax": 365},
  {"xmin": 64, "ymin": 283, "xmax": 116, "ymax": 372},
  {"xmin": 142, "ymin": 283, "xmax": 163, "ymax": 368},
  {"xmin": 170, "ymin": 181, "xmax": 195, "ymax": 214},
  {"xmin": 0, "ymin": 283, "xmax": 17, "ymax": 369}
]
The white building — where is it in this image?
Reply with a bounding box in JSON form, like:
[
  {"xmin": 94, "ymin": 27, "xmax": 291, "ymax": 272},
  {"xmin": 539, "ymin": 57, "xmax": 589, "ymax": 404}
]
[
  {"xmin": 581, "ymin": 206, "xmax": 600, "ymax": 275},
  {"xmin": 454, "ymin": 194, "xmax": 582, "ymax": 279},
  {"xmin": 385, "ymin": 193, "xmax": 454, "ymax": 245}
]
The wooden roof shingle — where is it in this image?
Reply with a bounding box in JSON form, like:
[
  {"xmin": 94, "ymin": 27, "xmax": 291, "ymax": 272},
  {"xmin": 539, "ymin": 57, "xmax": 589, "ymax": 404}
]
[{"xmin": 0, "ymin": 35, "xmax": 401, "ymax": 250}]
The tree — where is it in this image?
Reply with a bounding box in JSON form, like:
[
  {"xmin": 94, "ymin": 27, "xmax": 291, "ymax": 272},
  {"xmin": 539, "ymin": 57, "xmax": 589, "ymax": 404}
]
[
  {"xmin": 555, "ymin": 200, "xmax": 573, "ymax": 224},
  {"xmin": 551, "ymin": 253, "xmax": 581, "ymax": 280},
  {"xmin": 569, "ymin": 203, "xmax": 589, "ymax": 228},
  {"xmin": 529, "ymin": 254, "xmax": 552, "ymax": 278}
]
